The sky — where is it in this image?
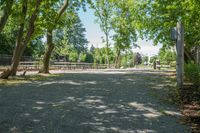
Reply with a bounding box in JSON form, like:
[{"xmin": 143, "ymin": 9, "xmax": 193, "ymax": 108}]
[{"xmin": 78, "ymin": 8, "xmax": 162, "ymax": 56}]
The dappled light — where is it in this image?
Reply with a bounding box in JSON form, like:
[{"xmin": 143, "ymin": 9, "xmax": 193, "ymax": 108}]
[
  {"xmin": 0, "ymin": 70, "xmax": 190, "ymax": 132},
  {"xmin": 37, "ymin": 80, "xmax": 97, "ymax": 87}
]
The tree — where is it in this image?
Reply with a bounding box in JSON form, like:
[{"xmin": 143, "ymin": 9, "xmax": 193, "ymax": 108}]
[
  {"xmin": 52, "ymin": 13, "xmax": 88, "ymax": 62},
  {"xmin": 158, "ymin": 48, "xmax": 176, "ymax": 65},
  {"xmin": 39, "ymin": 0, "xmax": 69, "ymax": 73},
  {"xmin": 138, "ymin": 0, "xmax": 200, "ymax": 60},
  {"xmin": 0, "ymin": 0, "xmax": 42, "ymax": 79},
  {"xmin": 91, "ymin": 0, "xmax": 113, "ymax": 68},
  {"xmin": 121, "ymin": 49, "xmax": 134, "ymax": 68},
  {"xmin": 65, "ymin": 14, "xmax": 88, "ymax": 58},
  {"xmin": 134, "ymin": 52, "xmax": 142, "ymax": 66},
  {"xmin": 40, "ymin": 0, "xmax": 91, "ymax": 73},
  {"xmin": 0, "ymin": 0, "xmax": 14, "ymax": 32},
  {"xmin": 111, "ymin": 0, "xmax": 139, "ymax": 68}
]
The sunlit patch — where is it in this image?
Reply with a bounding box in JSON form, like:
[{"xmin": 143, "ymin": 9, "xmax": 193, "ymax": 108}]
[
  {"xmin": 163, "ymin": 110, "xmax": 182, "ymax": 116},
  {"xmin": 84, "ymin": 99, "xmax": 104, "ymax": 104},
  {"xmin": 33, "ymin": 119, "xmax": 40, "ymax": 122},
  {"xmin": 24, "ymin": 113, "xmax": 31, "ymax": 116},
  {"xmin": 39, "ymin": 80, "xmax": 97, "ymax": 86},
  {"xmin": 81, "ymin": 122, "xmax": 103, "ymax": 126},
  {"xmin": 36, "ymin": 101, "xmax": 45, "ymax": 105},
  {"xmin": 143, "ymin": 113, "xmax": 160, "ymax": 118},
  {"xmin": 98, "ymin": 109, "xmax": 118, "ymax": 114},
  {"xmin": 130, "ymin": 114, "xmax": 139, "ymax": 117},
  {"xmin": 109, "ymin": 127, "xmax": 156, "ymax": 133},
  {"xmin": 32, "ymin": 106, "xmax": 43, "ymax": 110},
  {"xmin": 83, "ymin": 81, "xmax": 97, "ymax": 84},
  {"xmin": 102, "ymin": 71, "xmax": 127, "ymax": 74},
  {"xmin": 97, "ymin": 126, "xmax": 106, "ymax": 131},
  {"xmin": 135, "ymin": 129, "xmax": 156, "ymax": 133},
  {"xmin": 86, "ymin": 96, "xmax": 103, "ymax": 99},
  {"xmin": 9, "ymin": 127, "xmax": 18, "ymax": 132},
  {"xmin": 110, "ymin": 127, "xmax": 119, "ymax": 131},
  {"xmin": 52, "ymin": 104, "xmax": 63, "ymax": 107},
  {"xmin": 93, "ymin": 117, "xmax": 103, "ymax": 122},
  {"xmin": 128, "ymin": 102, "xmax": 161, "ymax": 118},
  {"xmin": 96, "ymin": 105, "xmax": 107, "ymax": 109},
  {"xmin": 57, "ymin": 100, "xmax": 66, "ymax": 104},
  {"xmin": 104, "ymin": 109, "xmax": 118, "ymax": 114},
  {"xmin": 66, "ymin": 97, "xmax": 75, "ymax": 100}
]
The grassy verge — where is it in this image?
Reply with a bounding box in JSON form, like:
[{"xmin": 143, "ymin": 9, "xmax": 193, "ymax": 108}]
[{"xmin": 0, "ymin": 74, "xmax": 63, "ymax": 86}]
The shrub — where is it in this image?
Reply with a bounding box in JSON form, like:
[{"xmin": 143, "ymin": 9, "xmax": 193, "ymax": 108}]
[{"xmin": 185, "ymin": 62, "xmax": 200, "ymax": 86}]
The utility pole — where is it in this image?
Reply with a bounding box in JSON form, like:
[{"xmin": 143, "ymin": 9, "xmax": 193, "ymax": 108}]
[
  {"xmin": 176, "ymin": 22, "xmax": 184, "ymax": 88},
  {"xmin": 171, "ymin": 22, "xmax": 184, "ymax": 88}
]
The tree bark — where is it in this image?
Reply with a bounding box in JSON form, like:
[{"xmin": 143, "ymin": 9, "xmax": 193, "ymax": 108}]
[
  {"xmin": 39, "ymin": 29, "xmax": 54, "ymax": 73},
  {"xmin": 0, "ymin": 0, "xmax": 14, "ymax": 33}
]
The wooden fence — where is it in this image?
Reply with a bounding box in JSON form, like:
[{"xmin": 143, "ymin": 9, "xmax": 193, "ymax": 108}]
[{"xmin": 18, "ymin": 61, "xmax": 108, "ymax": 70}]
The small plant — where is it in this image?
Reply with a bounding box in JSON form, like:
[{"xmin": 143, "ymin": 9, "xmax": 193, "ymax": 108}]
[{"xmin": 185, "ymin": 62, "xmax": 200, "ymax": 86}]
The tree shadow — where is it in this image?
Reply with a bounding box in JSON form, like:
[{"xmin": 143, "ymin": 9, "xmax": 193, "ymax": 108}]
[{"xmin": 0, "ymin": 70, "xmax": 191, "ymax": 133}]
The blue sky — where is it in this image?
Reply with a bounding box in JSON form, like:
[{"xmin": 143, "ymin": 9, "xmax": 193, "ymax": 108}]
[{"xmin": 78, "ymin": 8, "xmax": 162, "ymax": 56}]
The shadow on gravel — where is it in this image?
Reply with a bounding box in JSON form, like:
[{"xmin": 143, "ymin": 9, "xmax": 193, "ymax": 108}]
[{"xmin": 0, "ymin": 71, "xmax": 190, "ymax": 133}]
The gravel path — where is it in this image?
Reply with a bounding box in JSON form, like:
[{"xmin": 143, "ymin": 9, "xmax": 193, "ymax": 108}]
[{"xmin": 0, "ymin": 70, "xmax": 191, "ymax": 133}]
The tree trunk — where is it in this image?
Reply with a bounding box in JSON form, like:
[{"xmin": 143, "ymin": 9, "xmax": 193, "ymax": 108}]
[
  {"xmin": 39, "ymin": 0, "xmax": 69, "ymax": 73},
  {"xmin": 115, "ymin": 48, "xmax": 121, "ymax": 68},
  {"xmin": 0, "ymin": 42, "xmax": 26, "ymax": 79},
  {"xmin": 0, "ymin": 0, "xmax": 41, "ymax": 79},
  {"xmin": 0, "ymin": 0, "xmax": 14, "ymax": 32},
  {"xmin": 105, "ymin": 33, "xmax": 110, "ymax": 68},
  {"xmin": 39, "ymin": 29, "xmax": 54, "ymax": 73}
]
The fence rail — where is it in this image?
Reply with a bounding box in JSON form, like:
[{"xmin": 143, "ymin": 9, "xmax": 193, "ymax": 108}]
[
  {"xmin": 17, "ymin": 61, "xmax": 108, "ymax": 71},
  {"xmin": 0, "ymin": 55, "xmax": 109, "ymax": 71}
]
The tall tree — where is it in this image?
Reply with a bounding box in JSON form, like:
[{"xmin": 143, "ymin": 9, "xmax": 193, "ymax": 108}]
[
  {"xmin": 39, "ymin": 0, "xmax": 69, "ymax": 73},
  {"xmin": 138, "ymin": 0, "xmax": 200, "ymax": 60},
  {"xmin": 91, "ymin": 0, "xmax": 113, "ymax": 68},
  {"xmin": 65, "ymin": 14, "xmax": 88, "ymax": 58},
  {"xmin": 0, "ymin": 0, "xmax": 42, "ymax": 79},
  {"xmin": 53, "ymin": 14, "xmax": 88, "ymax": 61},
  {"xmin": 40, "ymin": 0, "xmax": 91, "ymax": 73},
  {"xmin": 0, "ymin": 0, "xmax": 14, "ymax": 32},
  {"xmin": 111, "ymin": 0, "xmax": 139, "ymax": 68}
]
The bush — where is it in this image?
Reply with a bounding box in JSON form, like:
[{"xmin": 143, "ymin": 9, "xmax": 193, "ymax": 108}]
[{"xmin": 185, "ymin": 62, "xmax": 200, "ymax": 86}]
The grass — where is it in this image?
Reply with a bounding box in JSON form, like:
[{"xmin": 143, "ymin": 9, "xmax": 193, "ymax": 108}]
[{"xmin": 0, "ymin": 73, "xmax": 63, "ymax": 86}]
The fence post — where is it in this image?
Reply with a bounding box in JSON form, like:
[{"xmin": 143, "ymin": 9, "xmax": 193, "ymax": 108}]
[{"xmin": 176, "ymin": 22, "xmax": 184, "ymax": 88}]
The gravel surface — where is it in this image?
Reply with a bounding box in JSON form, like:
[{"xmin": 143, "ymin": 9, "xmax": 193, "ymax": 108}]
[{"xmin": 0, "ymin": 70, "xmax": 191, "ymax": 133}]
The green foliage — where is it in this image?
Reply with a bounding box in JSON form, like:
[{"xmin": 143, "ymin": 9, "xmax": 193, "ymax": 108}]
[
  {"xmin": 120, "ymin": 50, "xmax": 134, "ymax": 68},
  {"xmin": 69, "ymin": 50, "xmax": 79, "ymax": 62},
  {"xmin": 158, "ymin": 48, "xmax": 176, "ymax": 65},
  {"xmin": 139, "ymin": 0, "xmax": 200, "ymax": 52},
  {"xmin": 142, "ymin": 56, "xmax": 148, "ymax": 64},
  {"xmin": 80, "ymin": 53, "xmax": 86, "ymax": 62},
  {"xmin": 85, "ymin": 52, "xmax": 94, "ymax": 63},
  {"xmin": 150, "ymin": 56, "xmax": 158, "ymax": 64},
  {"xmin": 53, "ymin": 13, "xmax": 88, "ymax": 61},
  {"xmin": 185, "ymin": 62, "xmax": 200, "ymax": 86},
  {"xmin": 134, "ymin": 53, "xmax": 142, "ymax": 65},
  {"xmin": 0, "ymin": 32, "xmax": 15, "ymax": 55}
]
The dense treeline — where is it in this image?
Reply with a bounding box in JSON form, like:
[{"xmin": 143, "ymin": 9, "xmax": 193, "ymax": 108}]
[{"xmin": 0, "ymin": 0, "xmax": 199, "ymax": 79}]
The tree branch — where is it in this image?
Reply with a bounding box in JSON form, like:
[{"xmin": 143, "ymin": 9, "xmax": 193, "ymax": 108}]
[
  {"xmin": 0, "ymin": 0, "xmax": 14, "ymax": 32},
  {"xmin": 23, "ymin": 0, "xmax": 42, "ymax": 45},
  {"xmin": 55, "ymin": 0, "xmax": 69, "ymax": 24}
]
